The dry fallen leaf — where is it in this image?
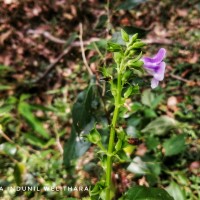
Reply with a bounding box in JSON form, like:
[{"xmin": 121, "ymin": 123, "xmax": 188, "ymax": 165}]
[
  {"xmin": 0, "ymin": 30, "xmax": 12, "ymax": 45},
  {"xmin": 4, "ymin": 0, "xmax": 16, "ymax": 4},
  {"xmin": 177, "ymin": 9, "xmax": 188, "ymax": 17},
  {"xmin": 135, "ymin": 144, "xmax": 147, "ymax": 156},
  {"xmin": 189, "ymin": 161, "xmax": 200, "ymax": 175},
  {"xmin": 167, "ymin": 96, "xmax": 178, "ymax": 112},
  {"xmin": 187, "ymin": 52, "xmax": 199, "ymax": 64},
  {"xmin": 138, "ymin": 176, "xmax": 149, "ymax": 187}
]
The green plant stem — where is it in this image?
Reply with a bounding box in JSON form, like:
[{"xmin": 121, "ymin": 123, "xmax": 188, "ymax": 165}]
[{"xmin": 105, "ymin": 71, "xmax": 122, "ymax": 200}]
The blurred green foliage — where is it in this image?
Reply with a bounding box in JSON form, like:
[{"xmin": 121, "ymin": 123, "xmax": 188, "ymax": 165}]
[{"xmin": 0, "ymin": 0, "xmax": 199, "ymax": 199}]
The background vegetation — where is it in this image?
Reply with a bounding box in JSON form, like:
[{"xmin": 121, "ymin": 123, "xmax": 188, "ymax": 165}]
[{"xmin": 0, "ymin": 0, "xmax": 199, "ymax": 199}]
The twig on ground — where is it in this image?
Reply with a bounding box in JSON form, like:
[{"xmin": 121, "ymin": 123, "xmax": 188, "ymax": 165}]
[
  {"xmin": 143, "ymin": 38, "xmax": 173, "ymax": 45},
  {"xmin": 0, "ymin": 128, "xmax": 37, "ymax": 154},
  {"xmin": 170, "ymin": 73, "xmax": 191, "ymax": 83},
  {"xmin": 170, "ymin": 73, "xmax": 198, "ymax": 86},
  {"xmin": 53, "ymin": 124, "xmax": 64, "ymax": 155},
  {"xmin": 79, "ymin": 23, "xmax": 93, "ymax": 76},
  {"xmin": 34, "ymin": 46, "xmax": 72, "ymax": 83},
  {"xmin": 0, "ymin": 128, "xmax": 14, "ymax": 144},
  {"xmin": 27, "ymin": 29, "xmax": 100, "ymax": 46},
  {"xmin": 28, "ymin": 29, "xmax": 98, "ymax": 82}
]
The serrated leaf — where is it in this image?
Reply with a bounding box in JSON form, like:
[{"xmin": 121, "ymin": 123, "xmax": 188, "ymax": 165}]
[
  {"xmin": 163, "ymin": 134, "xmax": 186, "ymax": 156},
  {"xmin": 142, "ymin": 116, "xmax": 177, "ymax": 135},
  {"xmin": 124, "ymin": 186, "xmax": 174, "ymax": 200}
]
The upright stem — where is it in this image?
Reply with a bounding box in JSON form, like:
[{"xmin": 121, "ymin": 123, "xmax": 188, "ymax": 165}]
[{"xmin": 105, "ymin": 71, "xmax": 122, "ymax": 200}]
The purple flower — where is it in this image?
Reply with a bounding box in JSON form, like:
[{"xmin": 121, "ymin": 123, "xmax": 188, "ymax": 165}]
[{"xmin": 142, "ymin": 48, "xmax": 166, "ymax": 89}]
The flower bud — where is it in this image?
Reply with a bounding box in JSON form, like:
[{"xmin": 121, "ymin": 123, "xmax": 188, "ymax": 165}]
[
  {"xmin": 107, "ymin": 42, "xmax": 122, "ymax": 52},
  {"xmin": 132, "ymin": 41, "xmax": 145, "ymax": 49},
  {"xmin": 127, "ymin": 60, "xmax": 143, "ymax": 68},
  {"xmin": 121, "ymin": 29, "xmax": 129, "ymax": 42},
  {"xmin": 129, "ymin": 33, "xmax": 138, "ymax": 45},
  {"xmin": 87, "ymin": 128, "xmax": 101, "ymax": 144}
]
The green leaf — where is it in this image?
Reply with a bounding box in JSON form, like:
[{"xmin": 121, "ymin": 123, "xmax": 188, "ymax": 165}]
[
  {"xmin": 142, "ymin": 116, "xmax": 178, "ymax": 135},
  {"xmin": 131, "ymin": 51, "xmax": 143, "ymax": 62},
  {"xmin": 124, "ymin": 186, "xmax": 174, "ymax": 200},
  {"xmin": 72, "ymin": 78, "xmax": 98, "ymax": 134},
  {"xmin": 121, "ymin": 29, "xmax": 129, "ymax": 42},
  {"xmin": 124, "ymin": 85, "xmax": 140, "ymax": 98},
  {"xmin": 115, "ymin": 150, "xmax": 129, "ymax": 162},
  {"xmin": 146, "ymin": 136, "xmax": 159, "ymax": 150},
  {"xmin": 128, "ymin": 60, "xmax": 144, "ymax": 68},
  {"xmin": 111, "ymin": 28, "xmax": 147, "ymax": 46},
  {"xmin": 141, "ymin": 89, "xmax": 155, "ymax": 107},
  {"xmin": 0, "ymin": 104, "xmax": 14, "ymax": 114},
  {"xmin": 132, "ymin": 41, "xmax": 146, "ymax": 49},
  {"xmin": 89, "ymin": 180, "xmax": 106, "ymax": 196},
  {"xmin": 107, "ymin": 42, "xmax": 122, "ymax": 52},
  {"xmin": 63, "ymin": 126, "xmax": 91, "ymax": 167},
  {"xmin": 64, "ymin": 78, "xmax": 100, "ymax": 167},
  {"xmin": 95, "ymin": 14, "xmax": 108, "ymax": 29},
  {"xmin": 18, "ymin": 102, "xmax": 49, "ymax": 139},
  {"xmin": 0, "ymin": 142, "xmax": 17, "ymax": 156},
  {"xmin": 166, "ymin": 182, "xmax": 186, "ymax": 200},
  {"xmin": 24, "ymin": 133, "xmax": 55, "ymax": 148},
  {"xmin": 100, "ymin": 66, "xmax": 112, "ymax": 78},
  {"xmin": 144, "ymin": 108, "xmax": 157, "ymax": 118},
  {"xmin": 0, "ymin": 85, "xmax": 12, "ymax": 91},
  {"xmin": 14, "ymin": 163, "xmax": 26, "ymax": 186},
  {"xmin": 117, "ymin": 0, "xmax": 148, "ymax": 10},
  {"xmin": 86, "ymin": 127, "xmax": 101, "ymax": 144},
  {"xmin": 141, "ymin": 90, "xmax": 164, "ymax": 108},
  {"xmin": 127, "ymin": 156, "xmax": 148, "ymax": 174},
  {"xmin": 0, "ymin": 65, "xmax": 11, "ymax": 71},
  {"xmin": 133, "ymin": 85, "xmax": 140, "ymax": 94},
  {"xmin": 114, "ymin": 52, "xmax": 123, "ymax": 64},
  {"xmin": 115, "ymin": 139, "xmax": 123, "ymax": 151},
  {"xmin": 163, "ymin": 134, "xmax": 186, "ymax": 156},
  {"xmin": 124, "ymin": 87, "xmax": 133, "ymax": 98},
  {"xmin": 129, "ymin": 33, "xmax": 138, "ymax": 45},
  {"xmin": 86, "ymin": 39, "xmax": 107, "ymax": 51}
]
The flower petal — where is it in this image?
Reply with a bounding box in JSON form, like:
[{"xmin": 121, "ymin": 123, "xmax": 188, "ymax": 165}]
[
  {"xmin": 152, "ymin": 48, "xmax": 166, "ymax": 63},
  {"xmin": 143, "ymin": 48, "xmax": 166, "ymax": 64},
  {"xmin": 143, "ymin": 61, "xmax": 159, "ymax": 71},
  {"xmin": 153, "ymin": 62, "xmax": 166, "ymax": 81},
  {"xmin": 151, "ymin": 78, "xmax": 159, "ymax": 89}
]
